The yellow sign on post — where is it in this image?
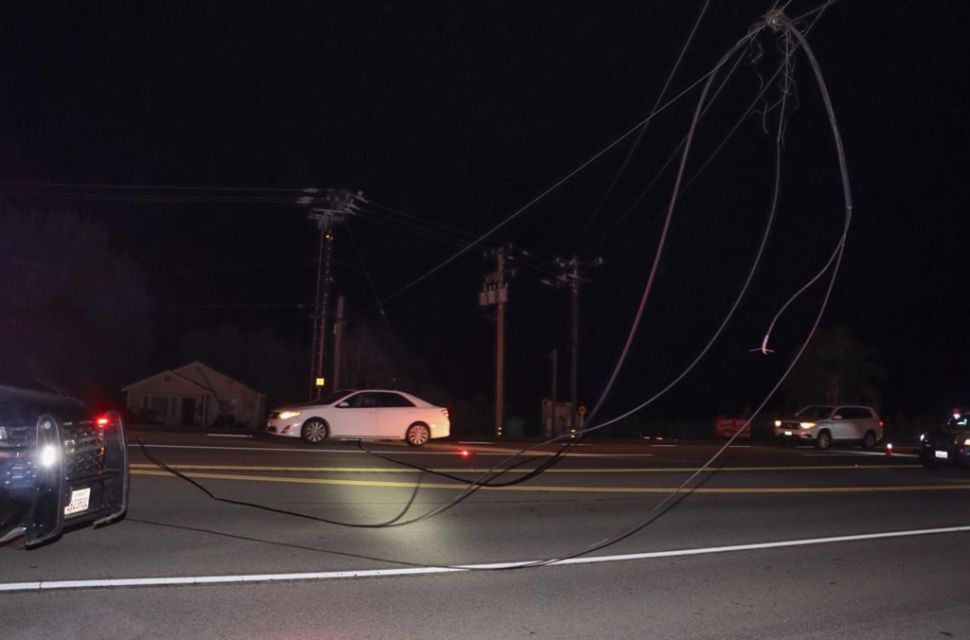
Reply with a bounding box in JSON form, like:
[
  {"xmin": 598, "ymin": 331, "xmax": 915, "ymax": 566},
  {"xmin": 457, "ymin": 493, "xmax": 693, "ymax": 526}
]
[
  {"xmin": 315, "ymin": 378, "xmax": 325, "ymax": 387},
  {"xmin": 570, "ymin": 405, "xmax": 587, "ymax": 439}
]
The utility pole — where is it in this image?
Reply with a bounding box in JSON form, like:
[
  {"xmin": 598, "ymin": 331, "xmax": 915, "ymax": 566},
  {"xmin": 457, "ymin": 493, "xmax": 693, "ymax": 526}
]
[
  {"xmin": 298, "ymin": 189, "xmax": 364, "ymax": 399},
  {"xmin": 549, "ymin": 348, "xmax": 558, "ymax": 437},
  {"xmin": 479, "ymin": 247, "xmax": 513, "ymax": 437},
  {"xmin": 550, "ymin": 348, "xmax": 558, "ymax": 409},
  {"xmin": 333, "ymin": 295, "xmax": 345, "ymax": 390},
  {"xmin": 552, "ymin": 256, "xmax": 603, "ymax": 434}
]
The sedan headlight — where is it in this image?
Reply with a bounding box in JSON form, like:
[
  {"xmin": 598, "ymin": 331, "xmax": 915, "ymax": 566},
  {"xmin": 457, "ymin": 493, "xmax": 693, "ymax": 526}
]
[
  {"xmin": 278, "ymin": 411, "xmax": 302, "ymax": 420},
  {"xmin": 799, "ymin": 422, "xmax": 816, "ymax": 429}
]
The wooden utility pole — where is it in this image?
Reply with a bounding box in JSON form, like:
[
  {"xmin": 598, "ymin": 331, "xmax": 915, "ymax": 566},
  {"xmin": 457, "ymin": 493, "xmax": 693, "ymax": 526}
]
[
  {"xmin": 479, "ymin": 247, "xmax": 512, "ymax": 437},
  {"xmin": 495, "ymin": 248, "xmax": 506, "ymax": 438},
  {"xmin": 568, "ymin": 258, "xmax": 580, "ymax": 434},
  {"xmin": 552, "ymin": 256, "xmax": 603, "ymax": 433},
  {"xmin": 333, "ymin": 295, "xmax": 345, "ymax": 390}
]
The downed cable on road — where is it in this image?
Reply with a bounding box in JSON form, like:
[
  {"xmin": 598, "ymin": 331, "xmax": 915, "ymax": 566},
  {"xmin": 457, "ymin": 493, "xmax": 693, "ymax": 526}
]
[{"xmin": 136, "ymin": 4, "xmax": 852, "ymax": 571}]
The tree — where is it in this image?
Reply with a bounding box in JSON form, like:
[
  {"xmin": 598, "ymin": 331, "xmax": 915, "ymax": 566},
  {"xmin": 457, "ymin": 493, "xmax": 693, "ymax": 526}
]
[
  {"xmin": 338, "ymin": 314, "xmax": 454, "ymax": 410},
  {"xmin": 179, "ymin": 325, "xmax": 306, "ymax": 407},
  {"xmin": 0, "ymin": 209, "xmax": 155, "ymax": 403},
  {"xmin": 781, "ymin": 324, "xmax": 886, "ymax": 411},
  {"xmin": 340, "ymin": 317, "xmax": 414, "ymax": 390}
]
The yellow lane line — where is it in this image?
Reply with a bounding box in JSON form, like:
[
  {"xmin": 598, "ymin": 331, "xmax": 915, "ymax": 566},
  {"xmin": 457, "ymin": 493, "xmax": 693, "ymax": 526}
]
[
  {"xmin": 130, "ymin": 469, "xmax": 968, "ymax": 494},
  {"xmin": 128, "ymin": 463, "xmax": 917, "ymax": 474}
]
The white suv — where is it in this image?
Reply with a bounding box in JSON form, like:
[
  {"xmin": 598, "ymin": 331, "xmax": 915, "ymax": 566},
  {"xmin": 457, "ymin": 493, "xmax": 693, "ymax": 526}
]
[{"xmin": 773, "ymin": 405, "xmax": 883, "ymax": 450}]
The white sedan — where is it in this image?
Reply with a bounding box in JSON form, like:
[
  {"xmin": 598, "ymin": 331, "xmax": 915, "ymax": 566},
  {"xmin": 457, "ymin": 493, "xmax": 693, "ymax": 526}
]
[{"xmin": 265, "ymin": 389, "xmax": 450, "ymax": 446}]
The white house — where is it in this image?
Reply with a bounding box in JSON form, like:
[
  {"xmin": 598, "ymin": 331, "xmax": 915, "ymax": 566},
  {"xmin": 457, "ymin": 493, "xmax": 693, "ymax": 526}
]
[{"xmin": 122, "ymin": 361, "xmax": 265, "ymax": 428}]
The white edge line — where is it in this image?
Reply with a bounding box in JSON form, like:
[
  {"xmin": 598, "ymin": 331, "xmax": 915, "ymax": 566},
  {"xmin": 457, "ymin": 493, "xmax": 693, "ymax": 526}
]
[
  {"xmin": 206, "ymin": 434, "xmax": 253, "ymax": 438},
  {"xmin": 3, "ymin": 525, "xmax": 968, "ymax": 593}
]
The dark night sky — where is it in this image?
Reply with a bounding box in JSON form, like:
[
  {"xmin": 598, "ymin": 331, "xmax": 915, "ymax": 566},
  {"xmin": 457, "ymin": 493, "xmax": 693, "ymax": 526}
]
[{"xmin": 1, "ymin": 1, "xmax": 967, "ymax": 424}]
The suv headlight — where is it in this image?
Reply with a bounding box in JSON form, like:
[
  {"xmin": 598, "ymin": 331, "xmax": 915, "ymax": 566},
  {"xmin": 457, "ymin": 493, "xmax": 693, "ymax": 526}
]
[
  {"xmin": 40, "ymin": 444, "xmax": 58, "ymax": 467},
  {"xmin": 799, "ymin": 422, "xmax": 816, "ymax": 429}
]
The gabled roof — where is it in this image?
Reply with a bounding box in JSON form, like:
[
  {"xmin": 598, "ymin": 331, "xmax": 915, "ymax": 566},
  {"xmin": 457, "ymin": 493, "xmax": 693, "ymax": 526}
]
[
  {"xmin": 173, "ymin": 361, "xmax": 264, "ymax": 398},
  {"xmin": 121, "ymin": 361, "xmax": 264, "ymax": 398},
  {"xmin": 121, "ymin": 368, "xmax": 211, "ymax": 393}
]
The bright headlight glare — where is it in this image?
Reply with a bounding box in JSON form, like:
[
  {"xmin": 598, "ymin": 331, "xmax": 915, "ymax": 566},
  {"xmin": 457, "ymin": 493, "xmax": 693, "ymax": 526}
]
[
  {"xmin": 279, "ymin": 411, "xmax": 302, "ymax": 420},
  {"xmin": 40, "ymin": 444, "xmax": 58, "ymax": 467},
  {"xmin": 774, "ymin": 420, "xmax": 782, "ymax": 427},
  {"xmin": 799, "ymin": 422, "xmax": 816, "ymax": 429},
  {"xmin": 963, "ymin": 438, "xmax": 970, "ymax": 447}
]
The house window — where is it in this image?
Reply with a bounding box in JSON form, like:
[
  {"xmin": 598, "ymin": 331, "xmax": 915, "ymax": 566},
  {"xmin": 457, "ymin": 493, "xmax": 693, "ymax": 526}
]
[{"xmin": 150, "ymin": 397, "xmax": 169, "ymax": 416}]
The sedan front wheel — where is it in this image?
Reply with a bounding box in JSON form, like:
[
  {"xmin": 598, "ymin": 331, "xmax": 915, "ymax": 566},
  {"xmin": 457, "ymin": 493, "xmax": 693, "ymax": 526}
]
[{"xmin": 301, "ymin": 419, "xmax": 329, "ymax": 444}]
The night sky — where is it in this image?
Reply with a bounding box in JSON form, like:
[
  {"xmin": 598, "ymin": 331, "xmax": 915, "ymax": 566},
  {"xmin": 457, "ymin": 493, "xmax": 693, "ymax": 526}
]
[{"xmin": 1, "ymin": 1, "xmax": 967, "ymax": 428}]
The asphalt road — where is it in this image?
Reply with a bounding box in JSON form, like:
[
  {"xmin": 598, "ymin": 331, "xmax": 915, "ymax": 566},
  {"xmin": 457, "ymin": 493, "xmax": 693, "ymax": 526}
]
[{"xmin": 3, "ymin": 429, "xmax": 970, "ymax": 639}]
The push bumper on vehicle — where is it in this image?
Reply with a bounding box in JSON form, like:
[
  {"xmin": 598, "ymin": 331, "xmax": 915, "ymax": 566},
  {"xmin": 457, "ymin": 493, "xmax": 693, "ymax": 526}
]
[{"xmin": 1, "ymin": 398, "xmax": 129, "ymax": 548}]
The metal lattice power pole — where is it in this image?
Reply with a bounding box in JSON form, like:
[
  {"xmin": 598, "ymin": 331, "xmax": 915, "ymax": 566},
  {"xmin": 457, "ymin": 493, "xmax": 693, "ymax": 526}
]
[{"xmin": 298, "ymin": 189, "xmax": 364, "ymax": 399}]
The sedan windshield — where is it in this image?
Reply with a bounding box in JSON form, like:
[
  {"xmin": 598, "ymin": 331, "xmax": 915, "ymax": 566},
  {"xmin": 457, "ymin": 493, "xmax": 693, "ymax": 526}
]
[{"xmin": 795, "ymin": 405, "xmax": 835, "ymax": 420}]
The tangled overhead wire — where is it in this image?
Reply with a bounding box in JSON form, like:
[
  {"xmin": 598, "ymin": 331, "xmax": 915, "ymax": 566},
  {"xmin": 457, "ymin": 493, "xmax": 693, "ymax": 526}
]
[{"xmin": 142, "ymin": 3, "xmax": 854, "ymax": 572}]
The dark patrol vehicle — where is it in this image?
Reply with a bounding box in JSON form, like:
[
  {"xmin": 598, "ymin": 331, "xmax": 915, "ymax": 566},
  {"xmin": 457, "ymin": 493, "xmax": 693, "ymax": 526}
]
[
  {"xmin": 918, "ymin": 408, "xmax": 970, "ymax": 470},
  {"xmin": 0, "ymin": 383, "xmax": 129, "ymax": 548}
]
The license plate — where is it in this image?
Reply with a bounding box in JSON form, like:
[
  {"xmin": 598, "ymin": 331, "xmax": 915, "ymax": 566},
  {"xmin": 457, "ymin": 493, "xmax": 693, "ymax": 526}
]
[
  {"xmin": 935, "ymin": 450, "xmax": 949, "ymax": 459},
  {"xmin": 784, "ymin": 430, "xmax": 793, "ymax": 436},
  {"xmin": 64, "ymin": 488, "xmax": 91, "ymax": 515}
]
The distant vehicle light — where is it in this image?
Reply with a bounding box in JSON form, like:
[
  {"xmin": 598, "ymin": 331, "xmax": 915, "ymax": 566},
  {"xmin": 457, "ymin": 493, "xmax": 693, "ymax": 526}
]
[
  {"xmin": 774, "ymin": 420, "xmax": 782, "ymax": 427},
  {"xmin": 96, "ymin": 416, "xmax": 110, "ymax": 426},
  {"xmin": 278, "ymin": 411, "xmax": 302, "ymax": 420},
  {"xmin": 40, "ymin": 444, "xmax": 58, "ymax": 467},
  {"xmin": 799, "ymin": 422, "xmax": 816, "ymax": 429},
  {"xmin": 963, "ymin": 439, "xmax": 970, "ymax": 447},
  {"xmin": 0, "ymin": 426, "xmax": 6, "ymax": 441},
  {"xmin": 460, "ymin": 449, "xmax": 470, "ymax": 458}
]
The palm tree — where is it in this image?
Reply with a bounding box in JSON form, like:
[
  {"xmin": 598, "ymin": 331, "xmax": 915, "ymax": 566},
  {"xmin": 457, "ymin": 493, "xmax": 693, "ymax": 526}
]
[{"xmin": 782, "ymin": 325, "xmax": 886, "ymax": 411}]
